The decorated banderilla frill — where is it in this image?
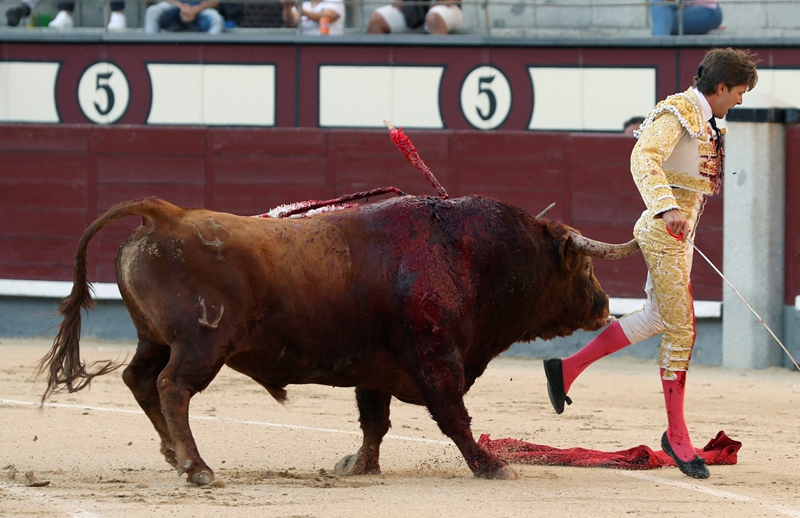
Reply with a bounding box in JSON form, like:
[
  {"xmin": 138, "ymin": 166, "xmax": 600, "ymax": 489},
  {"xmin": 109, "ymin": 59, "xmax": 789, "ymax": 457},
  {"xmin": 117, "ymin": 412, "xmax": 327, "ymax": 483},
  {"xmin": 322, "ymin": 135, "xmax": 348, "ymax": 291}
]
[
  {"xmin": 257, "ymin": 120, "xmax": 448, "ymax": 219},
  {"xmin": 255, "ymin": 186, "xmax": 407, "ymax": 219},
  {"xmin": 383, "ymin": 119, "xmax": 449, "ymax": 200}
]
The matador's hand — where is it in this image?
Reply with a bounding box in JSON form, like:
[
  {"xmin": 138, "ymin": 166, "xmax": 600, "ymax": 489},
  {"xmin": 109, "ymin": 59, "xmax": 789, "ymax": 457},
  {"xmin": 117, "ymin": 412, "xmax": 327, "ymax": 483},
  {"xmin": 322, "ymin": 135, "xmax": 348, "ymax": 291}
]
[{"xmin": 661, "ymin": 209, "xmax": 687, "ymax": 240}]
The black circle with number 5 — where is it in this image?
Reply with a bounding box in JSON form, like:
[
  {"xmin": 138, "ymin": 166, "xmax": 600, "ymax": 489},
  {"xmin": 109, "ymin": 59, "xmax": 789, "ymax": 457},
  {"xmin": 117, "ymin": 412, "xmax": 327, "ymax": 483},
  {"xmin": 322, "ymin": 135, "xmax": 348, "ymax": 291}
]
[
  {"xmin": 459, "ymin": 65, "xmax": 512, "ymax": 130},
  {"xmin": 77, "ymin": 62, "xmax": 130, "ymax": 124}
]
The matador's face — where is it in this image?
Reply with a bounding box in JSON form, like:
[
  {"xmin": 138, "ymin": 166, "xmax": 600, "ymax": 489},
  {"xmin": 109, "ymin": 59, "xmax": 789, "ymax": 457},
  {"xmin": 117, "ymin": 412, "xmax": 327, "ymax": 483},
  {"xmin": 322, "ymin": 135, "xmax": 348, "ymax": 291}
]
[{"xmin": 713, "ymin": 84, "xmax": 748, "ymax": 118}]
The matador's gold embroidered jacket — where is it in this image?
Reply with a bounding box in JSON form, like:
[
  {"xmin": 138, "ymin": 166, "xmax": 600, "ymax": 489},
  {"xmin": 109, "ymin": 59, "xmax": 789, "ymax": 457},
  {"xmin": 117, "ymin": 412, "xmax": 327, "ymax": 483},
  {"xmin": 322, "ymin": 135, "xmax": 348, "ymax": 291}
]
[{"xmin": 631, "ymin": 87, "xmax": 724, "ymax": 216}]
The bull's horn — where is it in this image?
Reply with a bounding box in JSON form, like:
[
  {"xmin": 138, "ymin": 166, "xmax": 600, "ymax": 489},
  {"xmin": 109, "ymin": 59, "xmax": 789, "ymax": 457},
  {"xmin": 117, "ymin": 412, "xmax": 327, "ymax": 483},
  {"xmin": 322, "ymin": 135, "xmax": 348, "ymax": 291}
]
[
  {"xmin": 536, "ymin": 202, "xmax": 556, "ymax": 219},
  {"xmin": 570, "ymin": 233, "xmax": 640, "ymax": 259}
]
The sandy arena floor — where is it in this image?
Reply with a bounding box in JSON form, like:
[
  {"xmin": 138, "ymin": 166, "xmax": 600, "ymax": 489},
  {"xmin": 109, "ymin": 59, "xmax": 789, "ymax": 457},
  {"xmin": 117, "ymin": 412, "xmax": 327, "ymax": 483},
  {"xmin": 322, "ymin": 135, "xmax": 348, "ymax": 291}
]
[{"xmin": 1, "ymin": 337, "xmax": 799, "ymax": 517}]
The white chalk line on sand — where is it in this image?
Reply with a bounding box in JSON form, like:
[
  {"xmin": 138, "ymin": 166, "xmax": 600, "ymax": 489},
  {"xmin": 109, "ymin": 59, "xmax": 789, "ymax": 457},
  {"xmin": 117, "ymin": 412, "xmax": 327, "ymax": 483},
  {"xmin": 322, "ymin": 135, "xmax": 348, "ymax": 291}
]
[
  {"xmin": 0, "ymin": 398, "xmax": 451, "ymax": 445},
  {"xmin": 4, "ymin": 398, "xmax": 800, "ymax": 516},
  {"xmin": 615, "ymin": 471, "xmax": 800, "ymax": 517}
]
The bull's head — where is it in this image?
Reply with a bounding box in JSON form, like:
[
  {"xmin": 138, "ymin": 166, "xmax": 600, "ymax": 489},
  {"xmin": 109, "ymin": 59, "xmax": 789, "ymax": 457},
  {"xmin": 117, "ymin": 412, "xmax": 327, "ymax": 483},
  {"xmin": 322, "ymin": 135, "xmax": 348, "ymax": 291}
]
[
  {"xmin": 564, "ymin": 231, "xmax": 639, "ymax": 333},
  {"xmin": 538, "ymin": 213, "xmax": 640, "ymax": 339}
]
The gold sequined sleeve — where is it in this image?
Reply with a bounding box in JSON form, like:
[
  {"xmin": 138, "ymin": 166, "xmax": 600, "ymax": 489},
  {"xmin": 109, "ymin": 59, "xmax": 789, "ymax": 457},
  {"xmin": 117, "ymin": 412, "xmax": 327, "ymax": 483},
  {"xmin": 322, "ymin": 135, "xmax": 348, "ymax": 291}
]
[{"xmin": 630, "ymin": 112, "xmax": 683, "ymax": 216}]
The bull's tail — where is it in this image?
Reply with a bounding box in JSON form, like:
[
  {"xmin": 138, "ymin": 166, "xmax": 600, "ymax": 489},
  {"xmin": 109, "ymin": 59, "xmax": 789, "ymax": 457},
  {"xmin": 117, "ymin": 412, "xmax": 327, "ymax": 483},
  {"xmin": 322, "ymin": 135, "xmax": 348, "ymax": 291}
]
[{"xmin": 37, "ymin": 197, "xmax": 181, "ymax": 402}]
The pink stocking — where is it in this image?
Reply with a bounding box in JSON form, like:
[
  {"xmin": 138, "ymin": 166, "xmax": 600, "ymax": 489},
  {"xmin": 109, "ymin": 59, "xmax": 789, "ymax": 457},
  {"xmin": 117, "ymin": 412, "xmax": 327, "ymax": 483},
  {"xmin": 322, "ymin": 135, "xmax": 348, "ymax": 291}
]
[
  {"xmin": 561, "ymin": 320, "xmax": 630, "ymax": 394},
  {"xmin": 662, "ymin": 369, "xmax": 697, "ymax": 461}
]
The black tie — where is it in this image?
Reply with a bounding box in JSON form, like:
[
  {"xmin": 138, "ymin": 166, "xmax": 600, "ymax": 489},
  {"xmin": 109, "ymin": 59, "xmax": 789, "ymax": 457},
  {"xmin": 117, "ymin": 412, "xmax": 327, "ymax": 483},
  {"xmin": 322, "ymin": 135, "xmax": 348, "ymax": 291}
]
[
  {"xmin": 709, "ymin": 117, "xmax": 724, "ymax": 191},
  {"xmin": 709, "ymin": 117, "xmax": 721, "ymax": 142}
]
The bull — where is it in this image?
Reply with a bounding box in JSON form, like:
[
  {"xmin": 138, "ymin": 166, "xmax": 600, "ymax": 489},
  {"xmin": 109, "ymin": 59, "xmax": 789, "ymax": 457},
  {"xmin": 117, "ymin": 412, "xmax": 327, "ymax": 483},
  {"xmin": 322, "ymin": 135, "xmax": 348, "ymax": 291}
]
[{"xmin": 40, "ymin": 194, "xmax": 638, "ymax": 484}]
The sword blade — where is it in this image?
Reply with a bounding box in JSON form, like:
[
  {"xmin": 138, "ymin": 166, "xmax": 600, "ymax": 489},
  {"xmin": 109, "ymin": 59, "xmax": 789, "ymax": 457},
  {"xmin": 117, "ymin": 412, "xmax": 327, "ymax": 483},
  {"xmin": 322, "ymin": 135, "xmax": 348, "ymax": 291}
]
[{"xmin": 687, "ymin": 238, "xmax": 800, "ymax": 372}]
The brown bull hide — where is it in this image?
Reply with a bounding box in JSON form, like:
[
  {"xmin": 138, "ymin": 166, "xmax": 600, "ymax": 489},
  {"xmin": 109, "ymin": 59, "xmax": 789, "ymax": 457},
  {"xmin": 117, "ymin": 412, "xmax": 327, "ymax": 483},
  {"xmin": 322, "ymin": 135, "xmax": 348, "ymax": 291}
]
[{"xmin": 40, "ymin": 195, "xmax": 630, "ymax": 484}]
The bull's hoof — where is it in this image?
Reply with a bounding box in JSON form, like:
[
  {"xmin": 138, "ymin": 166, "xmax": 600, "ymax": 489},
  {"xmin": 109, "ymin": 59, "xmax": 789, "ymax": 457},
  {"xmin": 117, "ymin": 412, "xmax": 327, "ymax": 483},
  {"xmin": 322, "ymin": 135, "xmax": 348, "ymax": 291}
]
[
  {"xmin": 161, "ymin": 445, "xmax": 178, "ymax": 467},
  {"xmin": 189, "ymin": 469, "xmax": 215, "ymax": 486},
  {"xmin": 334, "ymin": 454, "xmax": 361, "ymax": 475},
  {"xmin": 334, "ymin": 453, "xmax": 379, "ymax": 476},
  {"xmin": 490, "ymin": 465, "xmax": 518, "ymax": 480},
  {"xmin": 475, "ymin": 463, "xmax": 518, "ymax": 480}
]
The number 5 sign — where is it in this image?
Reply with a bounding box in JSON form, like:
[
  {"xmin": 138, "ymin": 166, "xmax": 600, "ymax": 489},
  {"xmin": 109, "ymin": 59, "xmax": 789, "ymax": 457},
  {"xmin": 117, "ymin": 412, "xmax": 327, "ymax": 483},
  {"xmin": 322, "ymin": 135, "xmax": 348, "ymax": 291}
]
[
  {"xmin": 77, "ymin": 62, "xmax": 130, "ymax": 124},
  {"xmin": 459, "ymin": 65, "xmax": 512, "ymax": 130}
]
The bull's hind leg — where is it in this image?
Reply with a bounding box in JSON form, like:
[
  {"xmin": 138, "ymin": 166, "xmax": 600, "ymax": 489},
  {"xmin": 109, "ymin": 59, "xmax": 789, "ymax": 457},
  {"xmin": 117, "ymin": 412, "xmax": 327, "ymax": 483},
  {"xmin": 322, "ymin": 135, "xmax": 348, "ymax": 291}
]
[
  {"xmin": 335, "ymin": 388, "xmax": 391, "ymax": 475},
  {"xmin": 412, "ymin": 346, "xmax": 517, "ymax": 480},
  {"xmin": 157, "ymin": 342, "xmax": 226, "ymax": 486},
  {"xmin": 122, "ymin": 339, "xmax": 176, "ymax": 467}
]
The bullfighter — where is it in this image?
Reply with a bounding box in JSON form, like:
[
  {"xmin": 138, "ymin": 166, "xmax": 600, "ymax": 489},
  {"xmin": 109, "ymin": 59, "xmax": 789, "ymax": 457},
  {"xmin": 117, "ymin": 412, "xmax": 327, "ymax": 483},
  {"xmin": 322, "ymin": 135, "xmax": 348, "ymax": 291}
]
[{"xmin": 544, "ymin": 47, "xmax": 759, "ymax": 479}]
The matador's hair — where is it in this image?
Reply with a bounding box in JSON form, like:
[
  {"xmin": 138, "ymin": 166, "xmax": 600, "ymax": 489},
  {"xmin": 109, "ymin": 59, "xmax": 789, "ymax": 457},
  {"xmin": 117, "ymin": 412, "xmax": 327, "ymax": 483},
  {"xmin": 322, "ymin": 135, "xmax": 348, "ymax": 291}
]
[{"xmin": 694, "ymin": 48, "xmax": 759, "ymax": 95}]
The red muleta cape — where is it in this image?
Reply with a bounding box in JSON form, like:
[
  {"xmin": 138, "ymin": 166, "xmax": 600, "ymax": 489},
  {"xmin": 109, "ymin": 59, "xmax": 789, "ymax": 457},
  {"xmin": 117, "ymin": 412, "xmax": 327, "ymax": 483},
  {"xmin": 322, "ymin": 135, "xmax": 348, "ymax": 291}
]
[{"xmin": 478, "ymin": 431, "xmax": 741, "ymax": 470}]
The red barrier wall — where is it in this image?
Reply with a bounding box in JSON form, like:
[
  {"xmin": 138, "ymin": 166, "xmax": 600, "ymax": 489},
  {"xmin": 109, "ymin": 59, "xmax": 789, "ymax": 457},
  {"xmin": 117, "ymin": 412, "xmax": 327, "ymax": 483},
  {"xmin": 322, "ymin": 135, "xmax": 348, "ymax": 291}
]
[{"xmin": 0, "ymin": 123, "xmax": 749, "ymax": 302}]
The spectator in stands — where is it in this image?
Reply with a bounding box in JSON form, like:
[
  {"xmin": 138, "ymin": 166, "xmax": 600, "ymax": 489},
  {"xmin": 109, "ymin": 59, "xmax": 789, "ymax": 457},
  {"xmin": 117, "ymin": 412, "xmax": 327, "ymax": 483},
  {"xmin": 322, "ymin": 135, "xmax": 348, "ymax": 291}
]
[
  {"xmin": 5, "ymin": 0, "xmax": 126, "ymax": 29},
  {"xmin": 651, "ymin": 0, "xmax": 722, "ymax": 36},
  {"xmin": 366, "ymin": 0, "xmax": 462, "ymax": 35},
  {"xmin": 623, "ymin": 116, "xmax": 645, "ymax": 136},
  {"xmin": 280, "ymin": 0, "xmax": 344, "ymax": 34},
  {"xmin": 107, "ymin": 4, "xmax": 127, "ymax": 29},
  {"xmin": 144, "ymin": 0, "xmax": 224, "ymax": 34},
  {"xmin": 5, "ymin": 0, "xmax": 40, "ymax": 26},
  {"xmin": 217, "ymin": 2, "xmax": 244, "ymax": 30}
]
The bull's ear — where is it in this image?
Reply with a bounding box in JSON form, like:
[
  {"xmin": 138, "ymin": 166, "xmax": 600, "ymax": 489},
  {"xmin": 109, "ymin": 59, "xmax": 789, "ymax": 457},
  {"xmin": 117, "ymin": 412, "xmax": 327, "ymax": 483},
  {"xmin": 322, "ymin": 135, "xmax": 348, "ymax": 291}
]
[{"xmin": 560, "ymin": 234, "xmax": 582, "ymax": 271}]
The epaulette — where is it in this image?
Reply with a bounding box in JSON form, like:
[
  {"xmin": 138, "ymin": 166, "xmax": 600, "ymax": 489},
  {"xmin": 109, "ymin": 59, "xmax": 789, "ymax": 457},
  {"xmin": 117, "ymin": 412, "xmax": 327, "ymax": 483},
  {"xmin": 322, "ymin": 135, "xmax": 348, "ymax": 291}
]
[{"xmin": 633, "ymin": 90, "xmax": 708, "ymax": 141}]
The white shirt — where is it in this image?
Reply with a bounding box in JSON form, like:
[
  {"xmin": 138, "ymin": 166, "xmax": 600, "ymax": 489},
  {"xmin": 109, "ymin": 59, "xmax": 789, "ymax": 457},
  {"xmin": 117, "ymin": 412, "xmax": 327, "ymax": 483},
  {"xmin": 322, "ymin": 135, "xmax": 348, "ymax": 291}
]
[
  {"xmin": 297, "ymin": 0, "xmax": 345, "ymax": 35},
  {"xmin": 694, "ymin": 87, "xmax": 714, "ymax": 126}
]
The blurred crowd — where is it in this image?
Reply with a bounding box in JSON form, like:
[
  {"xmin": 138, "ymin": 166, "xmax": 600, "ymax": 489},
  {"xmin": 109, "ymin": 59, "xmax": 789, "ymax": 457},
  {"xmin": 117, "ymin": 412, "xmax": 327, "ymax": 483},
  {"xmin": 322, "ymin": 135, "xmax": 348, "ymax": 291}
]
[
  {"xmin": 4, "ymin": 0, "xmax": 722, "ymax": 36},
  {"xmin": 4, "ymin": 0, "xmax": 466, "ymax": 33}
]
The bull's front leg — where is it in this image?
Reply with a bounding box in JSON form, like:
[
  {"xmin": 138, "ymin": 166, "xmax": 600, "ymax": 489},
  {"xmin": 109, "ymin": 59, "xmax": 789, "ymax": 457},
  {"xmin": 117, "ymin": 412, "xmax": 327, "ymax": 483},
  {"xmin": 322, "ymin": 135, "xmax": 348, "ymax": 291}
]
[
  {"xmin": 412, "ymin": 344, "xmax": 517, "ymax": 480},
  {"xmin": 334, "ymin": 388, "xmax": 392, "ymax": 475}
]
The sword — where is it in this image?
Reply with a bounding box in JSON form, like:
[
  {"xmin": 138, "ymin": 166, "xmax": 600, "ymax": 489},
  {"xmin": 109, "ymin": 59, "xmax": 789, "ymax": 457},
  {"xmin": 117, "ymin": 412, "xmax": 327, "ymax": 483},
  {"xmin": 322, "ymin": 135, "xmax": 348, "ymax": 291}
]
[{"xmin": 666, "ymin": 227, "xmax": 800, "ymax": 372}]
